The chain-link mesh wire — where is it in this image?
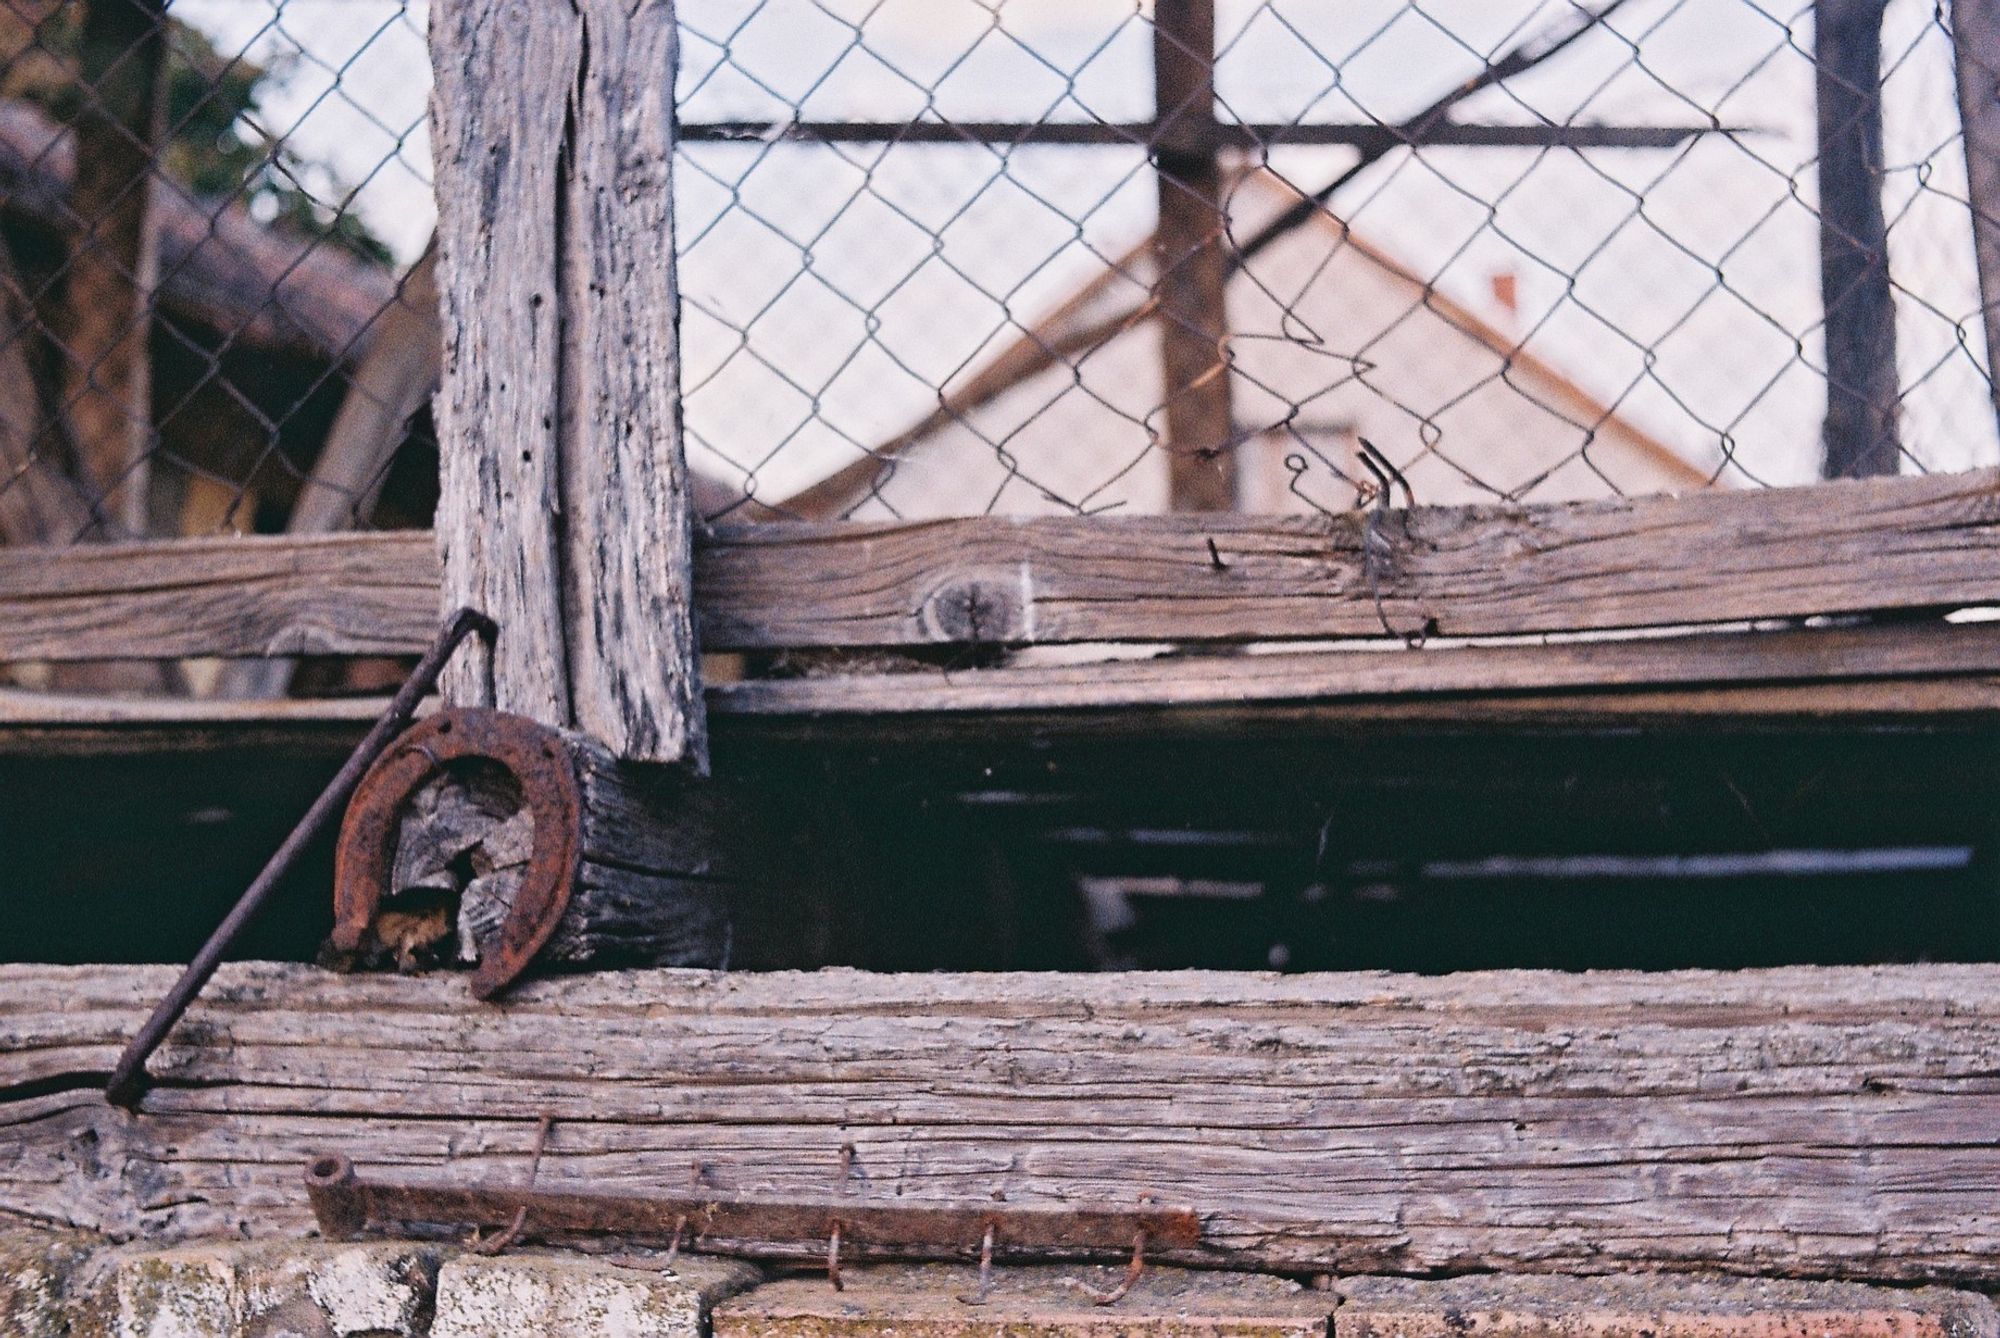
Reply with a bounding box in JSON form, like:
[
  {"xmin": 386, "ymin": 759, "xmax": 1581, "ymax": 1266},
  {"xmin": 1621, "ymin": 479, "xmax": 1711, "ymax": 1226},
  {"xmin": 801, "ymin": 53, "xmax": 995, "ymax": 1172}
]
[
  {"xmin": 676, "ymin": 0, "xmax": 1999, "ymax": 521},
  {"xmin": 0, "ymin": 0, "xmax": 430, "ymax": 548},
  {"xmin": 0, "ymin": 0, "xmax": 1992, "ymax": 539}
]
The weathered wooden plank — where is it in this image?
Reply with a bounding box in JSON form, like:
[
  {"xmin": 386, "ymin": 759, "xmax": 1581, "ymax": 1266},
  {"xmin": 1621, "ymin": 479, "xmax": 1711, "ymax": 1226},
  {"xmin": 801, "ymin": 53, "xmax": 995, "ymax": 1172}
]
[
  {"xmin": 429, "ymin": 0, "xmax": 703, "ymax": 766},
  {"xmin": 699, "ymin": 470, "xmax": 2000, "ymax": 649},
  {"xmin": 5, "ymin": 962, "xmax": 2000, "ymax": 1281},
  {"xmin": 712, "ymin": 619, "xmax": 2000, "ymax": 718},
  {"xmin": 0, "ymin": 531, "xmax": 437, "ymax": 662},
  {"xmin": 8, "ymin": 470, "xmax": 2000, "ymax": 661},
  {"xmin": 428, "ymin": 0, "xmax": 571, "ymax": 732},
  {"xmin": 6, "ymin": 668, "xmax": 2000, "ymax": 757}
]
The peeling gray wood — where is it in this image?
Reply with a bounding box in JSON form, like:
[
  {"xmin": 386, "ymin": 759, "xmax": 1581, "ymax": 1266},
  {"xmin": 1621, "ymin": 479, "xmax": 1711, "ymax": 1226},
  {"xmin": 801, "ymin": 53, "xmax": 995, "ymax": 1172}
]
[
  {"xmin": 429, "ymin": 0, "xmax": 703, "ymax": 767},
  {"xmin": 5, "ymin": 963, "xmax": 2000, "ymax": 1282}
]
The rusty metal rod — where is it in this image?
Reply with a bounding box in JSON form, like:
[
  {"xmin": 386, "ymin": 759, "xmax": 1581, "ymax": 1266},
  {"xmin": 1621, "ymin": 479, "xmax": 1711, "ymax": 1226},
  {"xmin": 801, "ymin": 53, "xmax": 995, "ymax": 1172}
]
[
  {"xmin": 103, "ymin": 607, "xmax": 495, "ymax": 1109},
  {"xmin": 302, "ymin": 1154, "xmax": 1201, "ymax": 1262}
]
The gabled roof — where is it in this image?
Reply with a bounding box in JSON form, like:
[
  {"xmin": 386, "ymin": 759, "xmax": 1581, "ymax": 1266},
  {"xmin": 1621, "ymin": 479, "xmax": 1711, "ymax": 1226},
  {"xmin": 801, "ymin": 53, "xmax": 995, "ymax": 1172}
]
[{"xmin": 776, "ymin": 167, "xmax": 1709, "ymax": 520}]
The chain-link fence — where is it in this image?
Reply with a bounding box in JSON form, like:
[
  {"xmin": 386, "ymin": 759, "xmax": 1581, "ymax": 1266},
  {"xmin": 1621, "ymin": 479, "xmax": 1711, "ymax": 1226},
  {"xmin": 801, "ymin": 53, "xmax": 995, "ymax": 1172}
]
[
  {"xmin": 0, "ymin": 0, "xmax": 1993, "ymax": 535},
  {"xmin": 679, "ymin": 0, "xmax": 1999, "ymax": 522},
  {"xmin": 0, "ymin": 0, "xmax": 429, "ymax": 551}
]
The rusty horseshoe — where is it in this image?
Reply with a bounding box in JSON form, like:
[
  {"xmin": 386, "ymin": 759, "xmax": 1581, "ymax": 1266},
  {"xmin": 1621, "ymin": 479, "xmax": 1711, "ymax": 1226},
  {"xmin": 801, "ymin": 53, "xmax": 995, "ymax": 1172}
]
[{"xmin": 331, "ymin": 708, "xmax": 583, "ymax": 1000}]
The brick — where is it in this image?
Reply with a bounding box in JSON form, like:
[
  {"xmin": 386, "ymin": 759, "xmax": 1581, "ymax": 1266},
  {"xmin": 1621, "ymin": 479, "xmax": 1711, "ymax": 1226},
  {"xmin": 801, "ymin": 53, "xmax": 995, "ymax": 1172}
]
[
  {"xmin": 430, "ymin": 1251, "xmax": 759, "ymax": 1338},
  {"xmin": 713, "ymin": 1263, "xmax": 1334, "ymax": 1338},
  {"xmin": 1334, "ymin": 1275, "xmax": 2000, "ymax": 1338}
]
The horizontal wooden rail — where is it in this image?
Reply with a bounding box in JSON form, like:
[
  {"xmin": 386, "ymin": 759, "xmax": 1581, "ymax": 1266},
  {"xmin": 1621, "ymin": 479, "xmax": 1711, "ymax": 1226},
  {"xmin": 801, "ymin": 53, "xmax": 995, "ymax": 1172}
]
[
  {"xmin": 711, "ymin": 620, "xmax": 2000, "ymax": 718},
  {"xmin": 6, "ymin": 619, "xmax": 2000, "ymax": 753},
  {"xmin": 5, "ymin": 961, "xmax": 2000, "ymax": 1280},
  {"xmin": 4, "ymin": 470, "xmax": 2000, "ymax": 661}
]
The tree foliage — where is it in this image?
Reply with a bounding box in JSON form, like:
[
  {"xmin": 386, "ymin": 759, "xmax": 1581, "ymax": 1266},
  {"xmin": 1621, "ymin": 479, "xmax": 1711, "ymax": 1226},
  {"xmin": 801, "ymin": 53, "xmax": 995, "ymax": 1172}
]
[{"xmin": 2, "ymin": 1, "xmax": 393, "ymax": 265}]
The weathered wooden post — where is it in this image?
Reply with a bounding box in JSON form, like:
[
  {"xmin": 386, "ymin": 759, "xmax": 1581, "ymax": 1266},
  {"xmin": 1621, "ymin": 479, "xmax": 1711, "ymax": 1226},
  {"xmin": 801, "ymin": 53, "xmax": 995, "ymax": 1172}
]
[
  {"xmin": 430, "ymin": 0, "xmax": 703, "ymax": 766},
  {"xmin": 1153, "ymin": 0, "xmax": 1238, "ymax": 511},
  {"xmin": 1955, "ymin": 0, "xmax": 2000, "ymax": 429},
  {"xmin": 1816, "ymin": 0, "xmax": 1902, "ymax": 478},
  {"xmin": 339, "ymin": 0, "xmax": 737, "ymax": 977}
]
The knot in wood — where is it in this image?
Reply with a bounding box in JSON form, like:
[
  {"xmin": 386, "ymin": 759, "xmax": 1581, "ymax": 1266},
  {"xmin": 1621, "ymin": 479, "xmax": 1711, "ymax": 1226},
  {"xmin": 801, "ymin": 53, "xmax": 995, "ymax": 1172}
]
[{"xmin": 921, "ymin": 573, "xmax": 1025, "ymax": 645}]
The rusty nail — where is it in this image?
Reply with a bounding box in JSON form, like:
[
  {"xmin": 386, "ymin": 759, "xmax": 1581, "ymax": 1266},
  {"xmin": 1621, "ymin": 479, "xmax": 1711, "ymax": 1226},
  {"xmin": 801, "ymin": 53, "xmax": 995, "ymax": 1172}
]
[
  {"xmin": 827, "ymin": 1221, "xmax": 845, "ymax": 1291},
  {"xmin": 664, "ymin": 1213, "xmax": 688, "ymax": 1265},
  {"xmin": 956, "ymin": 1222, "xmax": 998, "ymax": 1306},
  {"xmin": 1077, "ymin": 1228, "xmax": 1146, "ymax": 1307},
  {"xmin": 468, "ymin": 1113, "xmax": 554, "ymax": 1256}
]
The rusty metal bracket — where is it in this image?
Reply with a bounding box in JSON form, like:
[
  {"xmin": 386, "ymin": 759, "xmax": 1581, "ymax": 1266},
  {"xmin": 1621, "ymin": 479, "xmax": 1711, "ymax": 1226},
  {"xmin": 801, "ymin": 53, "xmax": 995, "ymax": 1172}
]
[
  {"xmin": 331, "ymin": 707, "xmax": 583, "ymax": 1000},
  {"xmin": 303, "ymin": 1153, "xmax": 1201, "ymax": 1271}
]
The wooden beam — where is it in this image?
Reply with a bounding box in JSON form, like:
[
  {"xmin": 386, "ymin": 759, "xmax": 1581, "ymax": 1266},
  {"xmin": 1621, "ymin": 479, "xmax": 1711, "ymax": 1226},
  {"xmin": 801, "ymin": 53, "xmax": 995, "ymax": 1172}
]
[
  {"xmin": 4, "ymin": 671, "xmax": 1999, "ymax": 758},
  {"xmin": 3, "ymin": 674, "xmax": 1996, "ymax": 758},
  {"xmin": 1817, "ymin": 0, "xmax": 1902, "ymax": 478},
  {"xmin": 709, "ymin": 619, "xmax": 2000, "ymax": 720},
  {"xmin": 0, "ymin": 530, "xmax": 437, "ymax": 662},
  {"xmin": 429, "ymin": 0, "xmax": 704, "ymax": 767},
  {"xmin": 9, "ymin": 470, "xmax": 2000, "ymax": 661},
  {"xmin": 59, "ymin": 0, "xmax": 167, "ymax": 536},
  {"xmin": 7, "ymin": 961, "xmax": 2000, "ymax": 1282},
  {"xmin": 1955, "ymin": 0, "xmax": 2000, "ymax": 428},
  {"xmin": 1153, "ymin": 0, "xmax": 1236, "ymax": 511}
]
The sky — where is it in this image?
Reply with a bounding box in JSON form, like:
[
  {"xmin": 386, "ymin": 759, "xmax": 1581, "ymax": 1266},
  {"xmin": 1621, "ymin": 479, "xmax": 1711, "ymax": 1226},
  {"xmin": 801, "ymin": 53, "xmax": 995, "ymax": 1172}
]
[{"xmin": 164, "ymin": 0, "xmax": 1998, "ymax": 508}]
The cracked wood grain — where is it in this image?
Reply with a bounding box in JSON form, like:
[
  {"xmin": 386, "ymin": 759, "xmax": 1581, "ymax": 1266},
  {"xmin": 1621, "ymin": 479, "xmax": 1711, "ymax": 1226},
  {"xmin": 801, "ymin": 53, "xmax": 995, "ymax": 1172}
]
[
  {"xmin": 429, "ymin": 0, "xmax": 703, "ymax": 766},
  {"xmin": 6, "ymin": 469, "xmax": 2000, "ymax": 662},
  {"xmin": 4, "ymin": 962, "xmax": 2000, "ymax": 1281}
]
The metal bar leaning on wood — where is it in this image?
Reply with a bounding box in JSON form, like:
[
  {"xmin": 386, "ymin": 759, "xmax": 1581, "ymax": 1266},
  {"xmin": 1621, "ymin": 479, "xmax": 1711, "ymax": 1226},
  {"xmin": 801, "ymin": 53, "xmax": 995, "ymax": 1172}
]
[{"xmin": 102, "ymin": 606, "xmax": 495, "ymax": 1109}]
